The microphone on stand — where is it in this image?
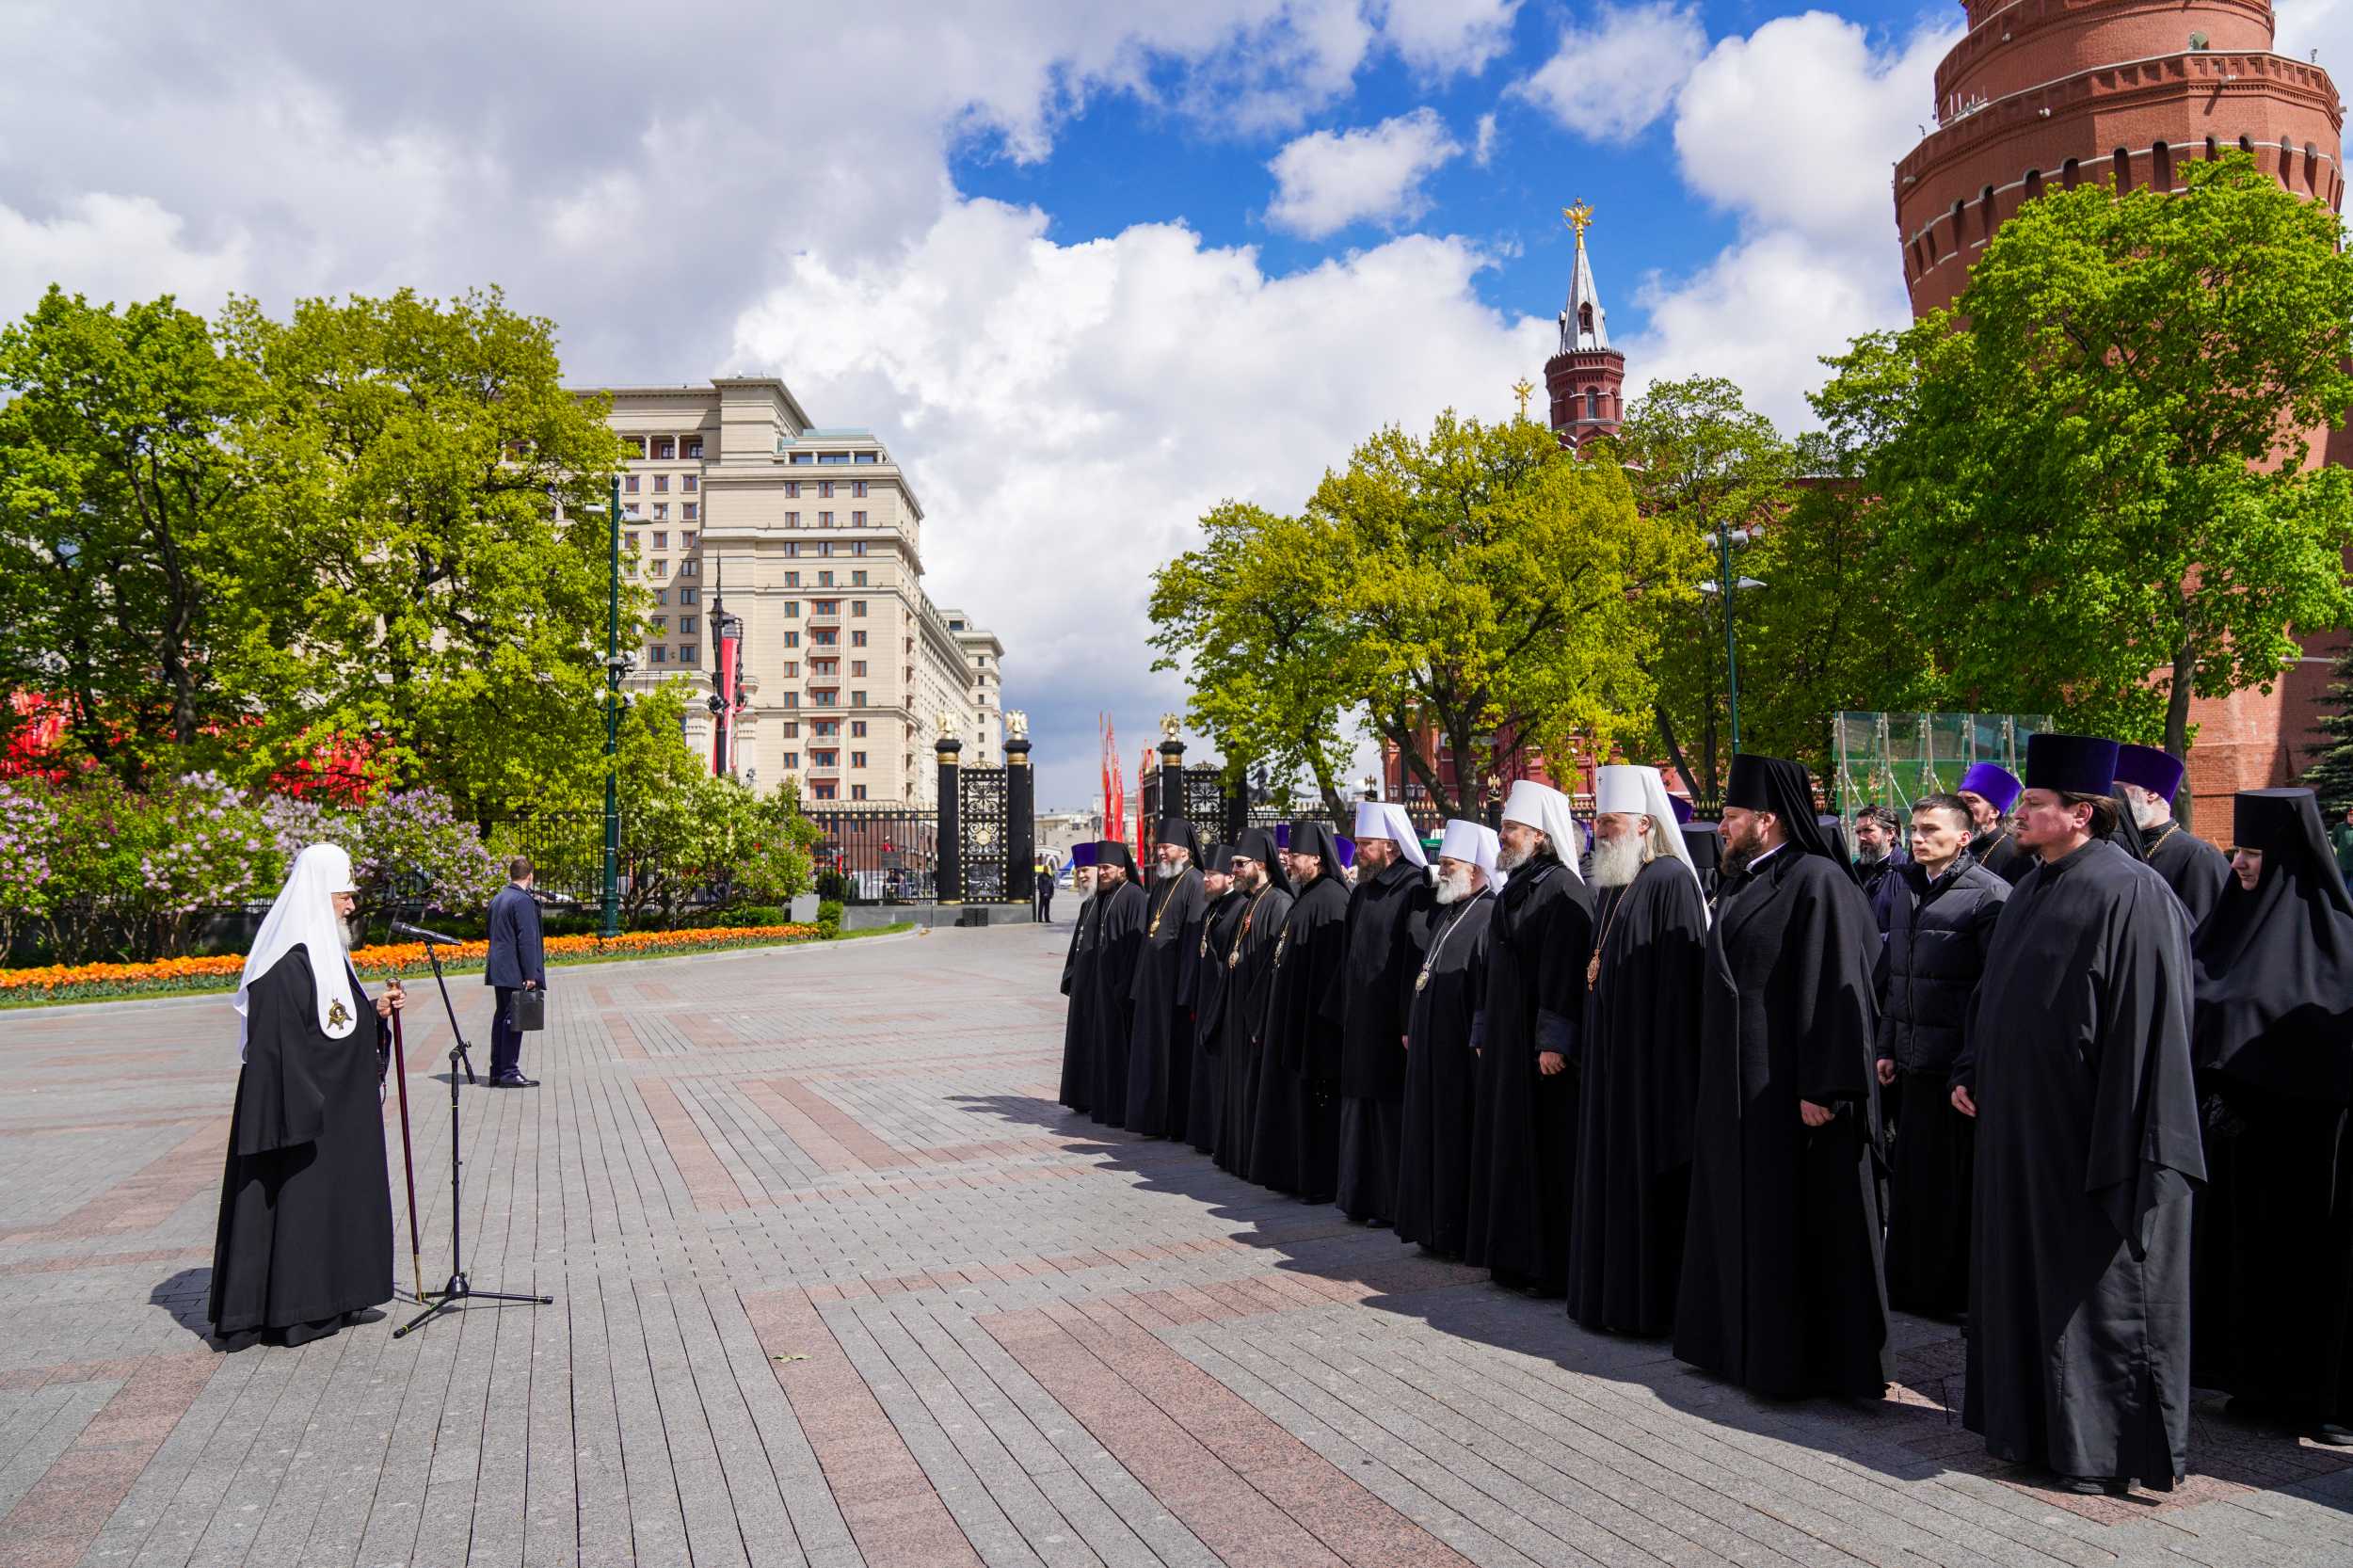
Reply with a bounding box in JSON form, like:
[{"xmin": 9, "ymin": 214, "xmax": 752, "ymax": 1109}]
[{"xmin": 391, "ymin": 920, "xmax": 468, "ymax": 946}]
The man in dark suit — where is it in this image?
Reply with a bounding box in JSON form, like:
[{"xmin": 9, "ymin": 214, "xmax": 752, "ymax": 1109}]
[
  {"xmin": 485, "ymin": 856, "xmax": 545, "ymax": 1088},
  {"xmin": 1035, "ymin": 857, "xmax": 1056, "ymax": 922}
]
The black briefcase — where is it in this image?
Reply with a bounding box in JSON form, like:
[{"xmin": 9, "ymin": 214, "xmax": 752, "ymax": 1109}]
[{"xmin": 507, "ymin": 988, "xmax": 546, "ymax": 1032}]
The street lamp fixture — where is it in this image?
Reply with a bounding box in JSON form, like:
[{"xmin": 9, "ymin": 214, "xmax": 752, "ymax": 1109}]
[{"xmin": 1709, "ymin": 520, "xmax": 1764, "ymax": 760}]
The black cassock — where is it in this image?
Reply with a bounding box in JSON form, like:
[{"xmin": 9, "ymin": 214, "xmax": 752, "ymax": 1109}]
[
  {"xmin": 1085, "ymin": 880, "xmax": 1146, "ymax": 1127},
  {"xmin": 1674, "ymin": 847, "xmax": 1889, "ymax": 1397},
  {"xmin": 1217, "ymin": 883, "xmax": 1291, "ymax": 1175},
  {"xmin": 1250, "ymin": 872, "xmax": 1352, "ymax": 1199},
  {"xmin": 2189, "ymin": 792, "xmax": 2353, "ymax": 1429},
  {"xmin": 1057, "ymin": 893, "xmax": 1099, "ymax": 1112},
  {"xmin": 1396, "ymin": 891, "xmax": 1495, "ymax": 1257},
  {"xmin": 1570, "ymin": 857, "xmax": 1708, "ymax": 1336},
  {"xmin": 1126, "ymin": 867, "xmax": 1207, "ymax": 1136},
  {"xmin": 1960, "ymin": 838, "xmax": 2202, "ymax": 1487},
  {"xmin": 1465, "ymin": 856, "xmax": 1593, "ymax": 1293},
  {"xmin": 1186, "ymin": 890, "xmax": 1245, "ymax": 1155},
  {"xmin": 1336, "ymin": 859, "xmax": 1434, "ymax": 1223},
  {"xmin": 209, "ymin": 949, "xmax": 394, "ymax": 1340},
  {"xmin": 1970, "ymin": 825, "xmax": 2034, "ymax": 887},
  {"xmin": 2141, "ymin": 824, "xmax": 2229, "ymax": 930}
]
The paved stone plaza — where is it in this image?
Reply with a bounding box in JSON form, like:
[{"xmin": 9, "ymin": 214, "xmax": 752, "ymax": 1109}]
[{"xmin": 2, "ymin": 923, "xmax": 2349, "ymax": 1568}]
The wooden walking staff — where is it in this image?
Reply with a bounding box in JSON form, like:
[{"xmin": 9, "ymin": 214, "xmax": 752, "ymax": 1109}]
[{"xmin": 386, "ymin": 993, "xmax": 425, "ymax": 1304}]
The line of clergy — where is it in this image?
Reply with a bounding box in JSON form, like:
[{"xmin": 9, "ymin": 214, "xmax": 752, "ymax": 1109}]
[{"xmin": 1056, "ymin": 734, "xmax": 2353, "ymax": 1500}]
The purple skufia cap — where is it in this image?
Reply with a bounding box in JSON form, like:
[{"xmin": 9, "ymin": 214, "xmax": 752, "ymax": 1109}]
[
  {"xmin": 1957, "ymin": 761, "xmax": 2023, "ymax": 816},
  {"xmin": 1273, "ymin": 823, "xmax": 1290, "ymax": 851},
  {"xmin": 1070, "ymin": 842, "xmax": 1097, "ymax": 869},
  {"xmin": 2112, "ymin": 743, "xmax": 2185, "ymax": 801},
  {"xmin": 1669, "ymin": 794, "xmax": 1693, "ymax": 824},
  {"xmin": 1335, "ymin": 835, "xmax": 1356, "ymax": 868},
  {"xmin": 2023, "ymin": 733, "xmax": 2121, "ymax": 796}
]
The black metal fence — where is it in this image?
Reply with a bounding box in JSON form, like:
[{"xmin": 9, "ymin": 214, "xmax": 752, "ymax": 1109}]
[{"xmin": 807, "ymin": 808, "xmax": 940, "ymax": 904}]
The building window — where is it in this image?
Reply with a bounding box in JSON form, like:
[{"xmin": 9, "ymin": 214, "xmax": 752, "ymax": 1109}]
[
  {"xmin": 819, "ymin": 452, "xmax": 850, "ymax": 465},
  {"xmin": 785, "ymin": 601, "xmax": 800, "ymax": 617},
  {"xmin": 681, "ymin": 532, "xmax": 696, "ymax": 550},
  {"xmin": 818, "ymin": 541, "xmax": 834, "ymax": 557},
  {"xmin": 783, "ymin": 722, "xmax": 799, "ymax": 739},
  {"xmin": 2113, "ymin": 147, "xmax": 2132, "ymax": 191},
  {"xmin": 653, "ymin": 588, "xmax": 668, "ymax": 606},
  {"xmin": 815, "ymin": 600, "xmax": 839, "ymax": 616},
  {"xmin": 812, "ymin": 780, "xmax": 837, "ymax": 799},
  {"xmin": 812, "ymin": 749, "xmax": 838, "ymax": 767},
  {"xmin": 652, "ymin": 504, "xmax": 667, "ymax": 521},
  {"xmin": 851, "ymin": 510, "xmax": 865, "ymax": 525},
  {"xmin": 682, "ymin": 504, "xmax": 697, "ymax": 521},
  {"xmin": 851, "ymin": 600, "xmax": 867, "ymax": 617},
  {"xmin": 625, "ymin": 474, "xmax": 640, "ymax": 493},
  {"xmin": 625, "ymin": 436, "xmax": 647, "ymax": 456},
  {"xmin": 853, "ymin": 541, "xmax": 867, "ymax": 556},
  {"xmin": 783, "ymin": 692, "xmax": 799, "ymax": 709},
  {"xmin": 785, "ymin": 511, "xmax": 799, "ymax": 527},
  {"xmin": 850, "ymin": 785, "xmax": 867, "ymax": 800},
  {"xmin": 850, "ymin": 751, "xmax": 867, "ymax": 768},
  {"xmin": 853, "ymin": 480, "xmax": 869, "ymax": 498},
  {"xmin": 785, "ymin": 571, "xmax": 800, "ymax": 587},
  {"xmin": 851, "ymin": 630, "xmax": 867, "ymax": 646},
  {"xmin": 854, "ymin": 452, "xmax": 878, "ymax": 464},
  {"xmin": 626, "ymin": 530, "xmax": 642, "ymax": 552},
  {"xmin": 812, "ymin": 691, "xmax": 837, "ymax": 707},
  {"xmin": 786, "ymin": 481, "xmax": 800, "ymax": 498},
  {"xmin": 684, "ymin": 437, "xmax": 702, "ymax": 458},
  {"xmin": 2153, "ymin": 141, "xmax": 2173, "ymax": 191},
  {"xmin": 851, "ymin": 720, "xmax": 867, "ymax": 737},
  {"xmin": 812, "ymin": 660, "xmax": 839, "ymax": 677},
  {"xmin": 649, "ymin": 646, "xmax": 667, "ymax": 664},
  {"xmin": 819, "ymin": 511, "xmax": 833, "ymax": 526},
  {"xmin": 784, "ymin": 630, "xmax": 799, "ymax": 647},
  {"xmin": 2061, "ymin": 157, "xmax": 2079, "ymax": 191},
  {"xmin": 683, "ymin": 475, "xmax": 698, "ymax": 492},
  {"xmin": 680, "ymin": 588, "xmax": 697, "ymax": 605},
  {"xmin": 680, "ymin": 645, "xmax": 698, "ymax": 664},
  {"xmin": 681, "ymin": 616, "xmax": 697, "ymax": 634},
  {"xmin": 680, "ymin": 559, "xmax": 698, "ymax": 576},
  {"xmin": 814, "ymin": 721, "xmax": 839, "ymax": 737},
  {"xmin": 819, "ymin": 481, "xmax": 834, "ymax": 499},
  {"xmin": 652, "ymin": 532, "xmax": 667, "ymax": 550},
  {"xmin": 783, "ymin": 751, "xmax": 800, "ymax": 769},
  {"xmin": 786, "ymin": 541, "xmax": 800, "ymax": 557},
  {"xmin": 783, "ymin": 662, "xmax": 799, "ymax": 678},
  {"xmin": 850, "ymin": 660, "xmax": 866, "ymax": 677},
  {"xmin": 653, "ymin": 437, "xmax": 676, "ymax": 459},
  {"xmin": 851, "ymin": 691, "xmax": 866, "ymax": 707},
  {"xmin": 647, "ymin": 559, "xmax": 666, "ymax": 578},
  {"xmin": 651, "ymin": 616, "xmax": 667, "ymax": 632},
  {"xmin": 653, "ymin": 474, "xmax": 669, "ymax": 493},
  {"xmin": 819, "ymin": 571, "xmax": 835, "ymax": 586},
  {"xmin": 790, "ymin": 453, "xmax": 813, "ymax": 465}
]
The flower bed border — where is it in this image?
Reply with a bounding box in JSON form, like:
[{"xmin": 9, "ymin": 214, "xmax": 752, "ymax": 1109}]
[{"xmin": 0, "ymin": 923, "xmax": 827, "ymax": 1006}]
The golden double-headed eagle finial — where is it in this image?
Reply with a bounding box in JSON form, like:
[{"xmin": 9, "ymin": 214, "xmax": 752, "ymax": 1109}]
[
  {"xmin": 1512, "ymin": 378, "xmax": 1537, "ymax": 419},
  {"xmin": 1563, "ymin": 200, "xmax": 1594, "ymax": 239}
]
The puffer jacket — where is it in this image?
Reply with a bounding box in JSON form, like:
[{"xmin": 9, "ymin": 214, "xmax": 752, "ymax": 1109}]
[{"xmin": 1873, "ymin": 854, "xmax": 2009, "ymax": 1072}]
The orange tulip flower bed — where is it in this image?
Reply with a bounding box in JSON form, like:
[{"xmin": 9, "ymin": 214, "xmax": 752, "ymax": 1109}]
[{"xmin": 0, "ymin": 923, "xmax": 824, "ymax": 1005}]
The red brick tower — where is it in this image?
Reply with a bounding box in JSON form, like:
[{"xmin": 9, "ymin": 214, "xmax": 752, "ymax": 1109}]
[
  {"xmin": 1891, "ymin": 1, "xmax": 2346, "ymax": 826},
  {"xmin": 1546, "ymin": 203, "xmax": 1625, "ymax": 452},
  {"xmin": 1895, "ymin": 0, "xmax": 2343, "ymax": 316}
]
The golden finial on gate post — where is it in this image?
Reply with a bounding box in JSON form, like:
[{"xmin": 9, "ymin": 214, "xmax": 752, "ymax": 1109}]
[
  {"xmin": 1512, "ymin": 377, "xmax": 1536, "ymax": 419},
  {"xmin": 1563, "ymin": 200, "xmax": 1594, "ymax": 239}
]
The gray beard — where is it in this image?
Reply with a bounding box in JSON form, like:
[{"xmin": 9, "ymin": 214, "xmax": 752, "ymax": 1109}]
[
  {"xmin": 1497, "ymin": 844, "xmax": 1530, "ymax": 872},
  {"xmin": 1856, "ymin": 843, "xmax": 1888, "ymax": 865},
  {"xmin": 1591, "ymin": 835, "xmax": 1644, "ymax": 888},
  {"xmin": 2131, "ymin": 796, "xmax": 2167, "ymax": 831},
  {"xmin": 1434, "ymin": 867, "xmax": 1478, "ymax": 904}
]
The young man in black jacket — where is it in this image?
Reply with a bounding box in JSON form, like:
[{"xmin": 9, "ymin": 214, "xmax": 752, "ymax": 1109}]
[{"xmin": 1873, "ymin": 793, "xmax": 2008, "ymax": 1314}]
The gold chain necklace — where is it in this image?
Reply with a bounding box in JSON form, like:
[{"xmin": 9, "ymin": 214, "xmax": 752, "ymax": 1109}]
[
  {"xmin": 1227, "ymin": 884, "xmax": 1273, "ymax": 968},
  {"xmin": 1148, "ymin": 873, "xmax": 1185, "ymax": 938},
  {"xmin": 1585, "ymin": 882, "xmax": 1630, "ymax": 992}
]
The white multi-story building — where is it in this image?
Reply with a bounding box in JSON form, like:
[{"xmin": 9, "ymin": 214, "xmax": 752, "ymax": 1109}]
[{"xmin": 584, "ymin": 376, "xmax": 1005, "ymax": 807}]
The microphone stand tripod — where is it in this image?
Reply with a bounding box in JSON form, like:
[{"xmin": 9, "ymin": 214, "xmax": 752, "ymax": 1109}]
[{"xmin": 393, "ymin": 934, "xmax": 553, "ymax": 1337}]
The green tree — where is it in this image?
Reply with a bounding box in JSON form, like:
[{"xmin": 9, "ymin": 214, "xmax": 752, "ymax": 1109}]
[
  {"xmin": 2301, "ymin": 644, "xmax": 2353, "ymax": 815},
  {"xmin": 0, "ymin": 289, "xmax": 291, "ymax": 780},
  {"xmin": 1311, "ymin": 412, "xmax": 1690, "ymax": 818},
  {"xmin": 1603, "ymin": 376, "xmax": 1793, "ymax": 804},
  {"xmin": 1840, "ymin": 151, "xmax": 2353, "ymax": 797},
  {"xmin": 1147, "ymin": 504, "xmax": 1361, "ymax": 819},
  {"xmin": 220, "ymin": 287, "xmax": 635, "ymax": 821}
]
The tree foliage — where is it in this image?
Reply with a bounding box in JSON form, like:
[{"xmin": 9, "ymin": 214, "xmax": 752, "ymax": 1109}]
[{"xmin": 1830, "ymin": 151, "xmax": 2353, "ymax": 776}]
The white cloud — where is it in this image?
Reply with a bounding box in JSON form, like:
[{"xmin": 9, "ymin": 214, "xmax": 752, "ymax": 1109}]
[
  {"xmin": 1512, "ymin": 4, "xmax": 1707, "ymax": 143},
  {"xmin": 729, "ymin": 200, "xmax": 1553, "ymax": 803},
  {"xmin": 2274, "ymin": 0, "xmax": 2353, "ymax": 73},
  {"xmin": 0, "ymin": 195, "xmax": 252, "ymax": 315},
  {"xmin": 1266, "ymin": 108, "xmax": 1465, "ymax": 237},
  {"xmin": 1614, "ymin": 11, "xmax": 1960, "ymax": 430},
  {"xmin": 1376, "ymin": 0, "xmax": 1523, "ymax": 76},
  {"xmin": 1473, "ymin": 111, "xmax": 1501, "ymax": 166}
]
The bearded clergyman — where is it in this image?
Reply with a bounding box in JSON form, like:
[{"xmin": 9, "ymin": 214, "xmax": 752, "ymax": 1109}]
[
  {"xmin": 1249, "ymin": 821, "xmax": 1353, "ymax": 1201},
  {"xmin": 1674, "ymin": 755, "xmax": 1888, "ymax": 1399},
  {"xmin": 1215, "ymin": 830, "xmax": 1292, "ymax": 1176},
  {"xmin": 1057, "ymin": 846, "xmax": 1099, "ymax": 1113},
  {"xmin": 1568, "ymin": 765, "xmax": 1709, "ymax": 1336},
  {"xmin": 1184, "ymin": 843, "xmax": 1242, "ymax": 1157},
  {"xmin": 1465, "ymin": 780, "xmax": 1594, "ymax": 1296},
  {"xmin": 1334, "ymin": 801, "xmax": 1435, "ymax": 1225},
  {"xmin": 1084, "ymin": 842, "xmax": 1146, "ymax": 1128},
  {"xmin": 1125, "ymin": 818, "xmax": 1208, "ymax": 1136},
  {"xmin": 1957, "ymin": 762, "xmax": 2033, "ymax": 886},
  {"xmin": 2113, "ymin": 744, "xmax": 2230, "ymax": 929},
  {"xmin": 210, "ymin": 844, "xmax": 401, "ymax": 1348},
  {"xmin": 1396, "ymin": 821, "xmax": 1500, "ymax": 1260}
]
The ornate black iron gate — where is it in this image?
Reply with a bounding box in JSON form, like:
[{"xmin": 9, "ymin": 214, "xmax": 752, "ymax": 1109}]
[{"xmin": 958, "ymin": 764, "xmax": 1009, "ymax": 902}]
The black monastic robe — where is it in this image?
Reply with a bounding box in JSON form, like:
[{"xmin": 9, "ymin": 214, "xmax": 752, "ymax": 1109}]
[
  {"xmin": 1085, "ymin": 880, "xmax": 1146, "ymax": 1127},
  {"xmin": 1464, "ymin": 856, "xmax": 1593, "ymax": 1292},
  {"xmin": 2140, "ymin": 824, "xmax": 2230, "ymax": 930},
  {"xmin": 1396, "ymin": 891, "xmax": 1496, "ymax": 1257},
  {"xmin": 1216, "ymin": 882, "xmax": 1291, "ymax": 1175},
  {"xmin": 1186, "ymin": 889, "xmax": 1245, "ymax": 1155},
  {"xmin": 1959, "ymin": 839, "xmax": 2202, "ymax": 1486},
  {"xmin": 1673, "ymin": 846, "xmax": 1889, "ymax": 1398},
  {"xmin": 1335, "ymin": 858, "xmax": 1434, "ymax": 1222},
  {"xmin": 209, "ymin": 949, "xmax": 395, "ymax": 1338},
  {"xmin": 1126, "ymin": 866, "xmax": 1207, "ymax": 1136},
  {"xmin": 1250, "ymin": 872, "xmax": 1352, "ymax": 1198},
  {"xmin": 1569, "ymin": 857, "xmax": 1709, "ymax": 1336},
  {"xmin": 1057, "ymin": 892, "xmax": 1099, "ymax": 1112}
]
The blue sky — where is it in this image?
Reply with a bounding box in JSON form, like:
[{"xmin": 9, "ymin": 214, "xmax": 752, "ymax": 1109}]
[{"xmin": 4, "ymin": 0, "xmax": 2345, "ymax": 809}]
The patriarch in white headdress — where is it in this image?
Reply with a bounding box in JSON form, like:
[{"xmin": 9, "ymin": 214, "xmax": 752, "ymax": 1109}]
[{"xmin": 1593, "ymin": 764, "xmax": 1706, "ymax": 910}]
